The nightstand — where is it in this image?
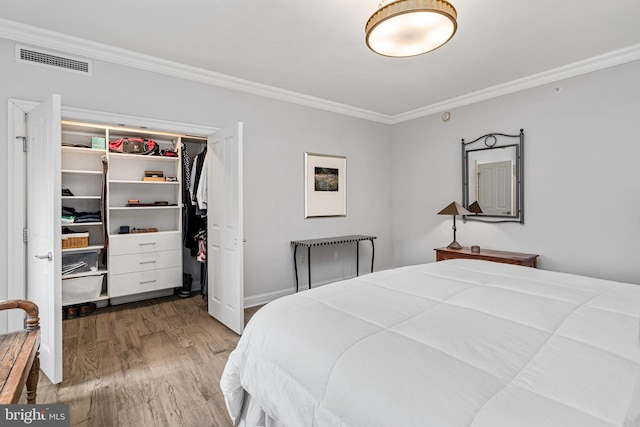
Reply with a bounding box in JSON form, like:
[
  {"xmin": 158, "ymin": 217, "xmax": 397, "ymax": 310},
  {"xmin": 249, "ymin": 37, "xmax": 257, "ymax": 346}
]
[{"xmin": 434, "ymin": 247, "xmax": 539, "ymax": 268}]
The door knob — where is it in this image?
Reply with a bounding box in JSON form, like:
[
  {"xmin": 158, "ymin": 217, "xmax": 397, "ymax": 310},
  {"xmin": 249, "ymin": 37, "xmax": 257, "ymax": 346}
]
[{"xmin": 35, "ymin": 252, "xmax": 52, "ymax": 261}]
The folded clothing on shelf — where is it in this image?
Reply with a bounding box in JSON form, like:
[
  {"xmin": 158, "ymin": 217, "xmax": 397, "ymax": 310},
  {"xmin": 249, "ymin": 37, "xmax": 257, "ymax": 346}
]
[
  {"xmin": 74, "ymin": 213, "xmax": 102, "ymax": 223},
  {"xmin": 61, "ymin": 206, "xmax": 101, "ymax": 223},
  {"xmin": 62, "ymin": 215, "xmax": 76, "ymax": 224}
]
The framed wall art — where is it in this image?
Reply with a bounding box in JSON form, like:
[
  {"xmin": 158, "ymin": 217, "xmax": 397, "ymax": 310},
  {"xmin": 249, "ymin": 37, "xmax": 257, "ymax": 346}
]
[{"xmin": 304, "ymin": 152, "xmax": 346, "ymax": 218}]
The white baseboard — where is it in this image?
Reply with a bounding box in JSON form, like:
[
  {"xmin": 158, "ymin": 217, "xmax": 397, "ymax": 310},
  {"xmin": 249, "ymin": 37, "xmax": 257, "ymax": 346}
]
[
  {"xmin": 244, "ymin": 288, "xmax": 295, "ymax": 308},
  {"xmin": 243, "ymin": 279, "xmax": 352, "ymax": 308}
]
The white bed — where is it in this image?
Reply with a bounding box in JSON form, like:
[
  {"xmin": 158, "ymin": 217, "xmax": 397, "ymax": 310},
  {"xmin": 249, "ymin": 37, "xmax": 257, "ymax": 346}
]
[{"xmin": 220, "ymin": 259, "xmax": 640, "ymax": 427}]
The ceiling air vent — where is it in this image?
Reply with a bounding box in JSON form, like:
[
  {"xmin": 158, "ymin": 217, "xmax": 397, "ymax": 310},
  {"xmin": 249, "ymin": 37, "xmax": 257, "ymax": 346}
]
[{"xmin": 15, "ymin": 45, "xmax": 92, "ymax": 75}]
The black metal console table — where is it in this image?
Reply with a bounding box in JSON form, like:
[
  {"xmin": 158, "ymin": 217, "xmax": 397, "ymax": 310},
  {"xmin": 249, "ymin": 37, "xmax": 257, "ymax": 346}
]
[{"xmin": 291, "ymin": 235, "xmax": 377, "ymax": 292}]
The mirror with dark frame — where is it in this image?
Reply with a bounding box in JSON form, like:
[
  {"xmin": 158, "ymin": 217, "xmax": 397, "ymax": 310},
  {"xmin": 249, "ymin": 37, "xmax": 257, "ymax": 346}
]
[{"xmin": 461, "ymin": 129, "xmax": 524, "ymax": 224}]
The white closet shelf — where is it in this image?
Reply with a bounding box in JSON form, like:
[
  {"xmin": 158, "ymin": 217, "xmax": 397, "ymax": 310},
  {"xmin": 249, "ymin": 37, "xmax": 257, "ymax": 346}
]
[
  {"xmin": 62, "ymin": 146, "xmax": 105, "ymax": 154},
  {"xmin": 61, "ymin": 245, "xmax": 104, "ymax": 253},
  {"xmin": 109, "ymin": 206, "xmax": 180, "ymax": 210},
  {"xmin": 109, "ymin": 153, "xmax": 179, "ymax": 161},
  {"xmin": 62, "ymin": 222, "xmax": 103, "ymax": 227},
  {"xmin": 62, "ymin": 269, "xmax": 107, "ymax": 279},
  {"xmin": 109, "ymin": 180, "xmax": 179, "ymax": 185},
  {"xmin": 109, "ymin": 230, "xmax": 180, "ymax": 238},
  {"xmin": 62, "ymin": 196, "xmax": 102, "ymax": 200},
  {"xmin": 61, "ymin": 169, "xmax": 103, "ymax": 175},
  {"xmin": 62, "ymin": 293, "xmax": 109, "ymax": 306}
]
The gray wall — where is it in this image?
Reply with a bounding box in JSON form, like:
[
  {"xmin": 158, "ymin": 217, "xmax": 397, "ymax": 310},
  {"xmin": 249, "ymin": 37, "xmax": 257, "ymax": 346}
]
[
  {"xmin": 0, "ymin": 37, "xmax": 393, "ymax": 308},
  {"xmin": 1, "ymin": 32, "xmax": 639, "ymax": 320},
  {"xmin": 391, "ymin": 59, "xmax": 640, "ymax": 284}
]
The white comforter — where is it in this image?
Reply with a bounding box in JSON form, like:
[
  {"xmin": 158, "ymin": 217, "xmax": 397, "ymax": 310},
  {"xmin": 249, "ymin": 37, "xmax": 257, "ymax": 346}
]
[{"xmin": 220, "ymin": 259, "xmax": 640, "ymax": 427}]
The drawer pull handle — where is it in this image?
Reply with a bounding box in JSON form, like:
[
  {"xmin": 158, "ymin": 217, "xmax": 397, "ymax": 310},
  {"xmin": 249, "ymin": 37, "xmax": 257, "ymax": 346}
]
[
  {"xmin": 139, "ymin": 279, "xmax": 157, "ymax": 284},
  {"xmin": 139, "ymin": 242, "xmax": 156, "ymax": 246},
  {"xmin": 139, "ymin": 260, "xmax": 157, "ymax": 264}
]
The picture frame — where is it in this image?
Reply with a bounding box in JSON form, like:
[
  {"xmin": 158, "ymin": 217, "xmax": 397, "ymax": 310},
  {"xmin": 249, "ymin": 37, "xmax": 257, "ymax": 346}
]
[{"xmin": 304, "ymin": 152, "xmax": 346, "ymax": 218}]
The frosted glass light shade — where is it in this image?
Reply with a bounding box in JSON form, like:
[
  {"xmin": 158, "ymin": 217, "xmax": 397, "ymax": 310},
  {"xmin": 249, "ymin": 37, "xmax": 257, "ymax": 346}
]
[{"xmin": 366, "ymin": 0, "xmax": 457, "ymax": 57}]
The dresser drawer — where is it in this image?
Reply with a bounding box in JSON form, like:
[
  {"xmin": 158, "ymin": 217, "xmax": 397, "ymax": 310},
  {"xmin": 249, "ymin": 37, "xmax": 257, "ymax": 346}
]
[
  {"xmin": 108, "ymin": 249, "xmax": 182, "ymax": 276},
  {"xmin": 109, "ymin": 266, "xmax": 181, "ymax": 297},
  {"xmin": 109, "ymin": 232, "xmax": 181, "ymax": 255}
]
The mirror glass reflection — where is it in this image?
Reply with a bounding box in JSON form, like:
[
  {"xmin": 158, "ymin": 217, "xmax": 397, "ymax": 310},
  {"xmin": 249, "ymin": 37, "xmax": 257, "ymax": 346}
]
[
  {"xmin": 462, "ymin": 130, "xmax": 524, "ymax": 223},
  {"xmin": 468, "ymin": 146, "xmax": 516, "ymax": 216}
]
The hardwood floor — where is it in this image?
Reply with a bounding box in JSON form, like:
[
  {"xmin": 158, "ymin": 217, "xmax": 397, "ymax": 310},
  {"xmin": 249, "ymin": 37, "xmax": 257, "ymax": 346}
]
[{"xmin": 31, "ymin": 295, "xmax": 261, "ymax": 427}]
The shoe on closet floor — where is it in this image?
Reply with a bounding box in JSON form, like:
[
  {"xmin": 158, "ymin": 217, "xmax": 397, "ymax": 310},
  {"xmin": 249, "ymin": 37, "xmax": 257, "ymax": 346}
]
[
  {"xmin": 66, "ymin": 306, "xmax": 78, "ymax": 319},
  {"xmin": 79, "ymin": 302, "xmax": 97, "ymax": 317}
]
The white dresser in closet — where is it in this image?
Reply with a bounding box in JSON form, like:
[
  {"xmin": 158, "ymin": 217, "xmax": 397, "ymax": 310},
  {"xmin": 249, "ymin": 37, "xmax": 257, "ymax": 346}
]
[{"xmin": 108, "ymin": 232, "xmax": 182, "ymax": 297}]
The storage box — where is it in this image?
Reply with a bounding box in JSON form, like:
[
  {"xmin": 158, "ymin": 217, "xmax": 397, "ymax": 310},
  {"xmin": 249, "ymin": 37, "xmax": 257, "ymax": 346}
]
[
  {"xmin": 91, "ymin": 136, "xmax": 106, "ymax": 150},
  {"xmin": 62, "ymin": 275, "xmax": 103, "ymax": 303},
  {"xmin": 62, "ymin": 251, "xmax": 99, "ymax": 275},
  {"xmin": 61, "ymin": 232, "xmax": 89, "ymax": 249}
]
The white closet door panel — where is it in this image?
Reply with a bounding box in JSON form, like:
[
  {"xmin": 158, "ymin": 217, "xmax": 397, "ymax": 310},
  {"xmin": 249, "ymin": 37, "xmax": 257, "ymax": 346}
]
[
  {"xmin": 207, "ymin": 122, "xmax": 244, "ymax": 335},
  {"xmin": 26, "ymin": 94, "xmax": 63, "ymax": 384}
]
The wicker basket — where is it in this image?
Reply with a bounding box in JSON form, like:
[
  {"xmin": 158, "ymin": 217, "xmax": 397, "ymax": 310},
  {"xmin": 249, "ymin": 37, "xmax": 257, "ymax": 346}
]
[{"xmin": 61, "ymin": 232, "xmax": 89, "ymax": 249}]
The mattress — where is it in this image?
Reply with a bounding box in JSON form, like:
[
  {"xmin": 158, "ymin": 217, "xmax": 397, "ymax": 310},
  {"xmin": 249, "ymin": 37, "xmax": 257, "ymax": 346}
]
[{"xmin": 220, "ymin": 259, "xmax": 640, "ymax": 427}]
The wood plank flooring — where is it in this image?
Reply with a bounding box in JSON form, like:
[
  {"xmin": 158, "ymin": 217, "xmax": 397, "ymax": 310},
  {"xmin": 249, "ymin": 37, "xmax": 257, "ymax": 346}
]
[{"xmin": 30, "ymin": 295, "xmax": 261, "ymax": 427}]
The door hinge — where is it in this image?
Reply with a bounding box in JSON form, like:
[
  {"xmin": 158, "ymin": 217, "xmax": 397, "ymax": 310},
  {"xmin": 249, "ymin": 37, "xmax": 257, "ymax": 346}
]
[
  {"xmin": 16, "ymin": 136, "xmax": 27, "ymax": 152},
  {"xmin": 23, "ymin": 228, "xmax": 28, "ymax": 242}
]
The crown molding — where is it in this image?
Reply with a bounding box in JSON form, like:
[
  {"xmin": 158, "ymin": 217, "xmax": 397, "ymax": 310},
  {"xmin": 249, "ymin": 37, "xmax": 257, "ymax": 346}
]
[
  {"xmin": 0, "ymin": 19, "xmax": 392, "ymax": 124},
  {"xmin": 389, "ymin": 43, "xmax": 640, "ymax": 124},
  {"xmin": 1, "ymin": 18, "xmax": 639, "ymax": 126}
]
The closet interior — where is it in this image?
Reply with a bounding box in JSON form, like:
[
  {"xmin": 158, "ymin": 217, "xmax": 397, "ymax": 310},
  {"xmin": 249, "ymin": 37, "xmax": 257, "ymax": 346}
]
[{"xmin": 60, "ymin": 120, "xmax": 209, "ymax": 315}]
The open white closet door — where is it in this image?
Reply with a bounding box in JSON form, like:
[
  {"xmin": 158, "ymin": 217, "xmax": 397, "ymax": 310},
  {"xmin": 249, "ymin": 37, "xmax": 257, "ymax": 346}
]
[
  {"xmin": 207, "ymin": 123, "xmax": 244, "ymax": 335},
  {"xmin": 26, "ymin": 94, "xmax": 63, "ymax": 383}
]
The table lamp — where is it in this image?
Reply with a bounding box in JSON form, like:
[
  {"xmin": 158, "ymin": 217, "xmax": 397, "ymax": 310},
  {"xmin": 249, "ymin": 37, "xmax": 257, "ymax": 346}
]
[{"xmin": 437, "ymin": 201, "xmax": 472, "ymax": 249}]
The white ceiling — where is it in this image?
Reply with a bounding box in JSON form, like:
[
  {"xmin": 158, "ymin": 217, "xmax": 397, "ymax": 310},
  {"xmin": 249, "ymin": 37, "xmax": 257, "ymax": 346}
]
[{"xmin": 2, "ymin": 0, "xmax": 640, "ymax": 122}]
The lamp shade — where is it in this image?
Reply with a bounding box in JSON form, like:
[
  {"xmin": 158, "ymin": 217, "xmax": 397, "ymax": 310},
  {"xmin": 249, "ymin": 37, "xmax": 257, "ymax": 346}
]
[
  {"xmin": 437, "ymin": 201, "xmax": 471, "ymax": 216},
  {"xmin": 468, "ymin": 201, "xmax": 483, "ymax": 214}
]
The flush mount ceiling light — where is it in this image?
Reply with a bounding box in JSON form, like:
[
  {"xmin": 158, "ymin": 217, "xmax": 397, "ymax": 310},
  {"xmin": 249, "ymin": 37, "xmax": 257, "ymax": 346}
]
[{"xmin": 365, "ymin": 0, "xmax": 457, "ymax": 57}]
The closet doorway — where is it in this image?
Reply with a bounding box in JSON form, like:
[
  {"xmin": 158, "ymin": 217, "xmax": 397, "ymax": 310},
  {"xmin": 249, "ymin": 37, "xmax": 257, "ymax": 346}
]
[
  {"xmin": 7, "ymin": 96, "xmax": 244, "ymax": 384},
  {"xmin": 183, "ymin": 140, "xmax": 210, "ymax": 299}
]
